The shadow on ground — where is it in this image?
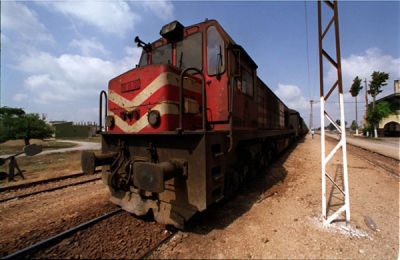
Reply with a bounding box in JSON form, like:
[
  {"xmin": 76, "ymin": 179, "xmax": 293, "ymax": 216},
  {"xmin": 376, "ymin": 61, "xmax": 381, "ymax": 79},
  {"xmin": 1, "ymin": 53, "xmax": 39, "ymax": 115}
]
[{"xmin": 184, "ymin": 137, "xmax": 306, "ymax": 234}]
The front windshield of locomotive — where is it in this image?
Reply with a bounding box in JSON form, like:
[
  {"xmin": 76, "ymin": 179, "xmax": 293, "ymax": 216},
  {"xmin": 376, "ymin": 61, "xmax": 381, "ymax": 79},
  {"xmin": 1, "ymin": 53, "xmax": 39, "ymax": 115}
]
[
  {"xmin": 138, "ymin": 43, "xmax": 173, "ymax": 67},
  {"xmin": 152, "ymin": 43, "xmax": 173, "ymax": 64},
  {"xmin": 138, "ymin": 51, "xmax": 148, "ymax": 67},
  {"xmin": 138, "ymin": 33, "xmax": 202, "ymax": 70}
]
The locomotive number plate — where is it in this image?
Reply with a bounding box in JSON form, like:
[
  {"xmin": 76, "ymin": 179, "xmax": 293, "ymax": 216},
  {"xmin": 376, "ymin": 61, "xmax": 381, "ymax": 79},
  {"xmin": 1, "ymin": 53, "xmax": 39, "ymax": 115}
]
[{"xmin": 121, "ymin": 79, "xmax": 140, "ymax": 92}]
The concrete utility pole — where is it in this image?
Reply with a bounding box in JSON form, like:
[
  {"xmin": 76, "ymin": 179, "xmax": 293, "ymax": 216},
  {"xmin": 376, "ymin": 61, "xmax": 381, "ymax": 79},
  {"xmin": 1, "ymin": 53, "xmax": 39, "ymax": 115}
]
[
  {"xmin": 364, "ymin": 78, "xmax": 369, "ymax": 136},
  {"xmin": 309, "ymin": 100, "xmax": 314, "ymax": 131},
  {"xmin": 364, "ymin": 78, "xmax": 368, "ymax": 108}
]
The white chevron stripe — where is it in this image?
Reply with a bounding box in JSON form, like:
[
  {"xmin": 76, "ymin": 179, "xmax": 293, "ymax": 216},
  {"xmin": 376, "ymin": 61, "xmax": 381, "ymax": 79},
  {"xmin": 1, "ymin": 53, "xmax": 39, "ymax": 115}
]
[
  {"xmin": 110, "ymin": 72, "xmax": 201, "ymax": 109},
  {"xmin": 110, "ymin": 102, "xmax": 180, "ymax": 133}
]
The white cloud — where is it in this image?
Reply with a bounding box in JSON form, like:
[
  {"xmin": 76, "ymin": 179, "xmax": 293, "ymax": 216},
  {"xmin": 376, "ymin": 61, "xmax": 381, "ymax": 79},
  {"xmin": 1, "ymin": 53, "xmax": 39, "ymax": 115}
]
[
  {"xmin": 141, "ymin": 0, "xmax": 174, "ymax": 21},
  {"xmin": 326, "ymin": 47, "xmax": 400, "ymax": 100},
  {"xmin": 41, "ymin": 1, "xmax": 140, "ymax": 37},
  {"xmin": 125, "ymin": 46, "xmax": 142, "ymax": 56},
  {"xmin": 274, "ymin": 83, "xmax": 309, "ymax": 111},
  {"xmin": 69, "ymin": 38, "xmax": 109, "ymax": 56},
  {"xmin": 15, "ymin": 47, "xmax": 142, "ymax": 106},
  {"xmin": 13, "ymin": 93, "xmax": 28, "ymax": 102},
  {"xmin": 75, "ymin": 107, "xmax": 99, "ymax": 122},
  {"xmin": 1, "ymin": 1, "xmax": 54, "ymax": 44},
  {"xmin": 1, "ymin": 33, "xmax": 10, "ymax": 45}
]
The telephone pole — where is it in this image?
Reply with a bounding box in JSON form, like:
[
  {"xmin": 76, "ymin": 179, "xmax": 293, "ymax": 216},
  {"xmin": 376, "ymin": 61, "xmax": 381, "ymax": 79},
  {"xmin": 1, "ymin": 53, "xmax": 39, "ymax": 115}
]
[
  {"xmin": 309, "ymin": 100, "xmax": 314, "ymax": 130},
  {"xmin": 364, "ymin": 78, "xmax": 370, "ymax": 136},
  {"xmin": 364, "ymin": 78, "xmax": 368, "ymax": 112}
]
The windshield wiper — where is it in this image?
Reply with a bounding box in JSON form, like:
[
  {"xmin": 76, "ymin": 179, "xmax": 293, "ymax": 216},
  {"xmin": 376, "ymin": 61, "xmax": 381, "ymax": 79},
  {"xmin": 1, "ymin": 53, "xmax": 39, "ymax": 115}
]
[{"xmin": 179, "ymin": 52, "xmax": 183, "ymax": 69}]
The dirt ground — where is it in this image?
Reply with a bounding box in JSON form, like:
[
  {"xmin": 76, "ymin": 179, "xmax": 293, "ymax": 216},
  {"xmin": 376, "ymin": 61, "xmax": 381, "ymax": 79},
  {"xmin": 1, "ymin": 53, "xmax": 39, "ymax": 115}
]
[
  {"xmin": 0, "ymin": 134, "xmax": 398, "ymax": 259},
  {"xmin": 151, "ymin": 134, "xmax": 399, "ymax": 259}
]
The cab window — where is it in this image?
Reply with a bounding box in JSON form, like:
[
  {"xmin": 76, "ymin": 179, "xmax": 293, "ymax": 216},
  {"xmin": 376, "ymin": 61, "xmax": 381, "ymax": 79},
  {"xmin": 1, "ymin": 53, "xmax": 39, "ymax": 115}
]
[
  {"xmin": 152, "ymin": 43, "xmax": 172, "ymax": 65},
  {"xmin": 207, "ymin": 26, "xmax": 225, "ymax": 76},
  {"xmin": 139, "ymin": 51, "xmax": 148, "ymax": 67},
  {"xmin": 176, "ymin": 32, "xmax": 202, "ymax": 72},
  {"xmin": 241, "ymin": 63, "xmax": 254, "ymax": 96}
]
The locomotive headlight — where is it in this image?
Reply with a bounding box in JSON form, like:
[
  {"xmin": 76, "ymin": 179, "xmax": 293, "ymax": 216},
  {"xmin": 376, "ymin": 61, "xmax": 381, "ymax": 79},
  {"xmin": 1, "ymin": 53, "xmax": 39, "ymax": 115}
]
[{"xmin": 148, "ymin": 110, "xmax": 161, "ymax": 127}]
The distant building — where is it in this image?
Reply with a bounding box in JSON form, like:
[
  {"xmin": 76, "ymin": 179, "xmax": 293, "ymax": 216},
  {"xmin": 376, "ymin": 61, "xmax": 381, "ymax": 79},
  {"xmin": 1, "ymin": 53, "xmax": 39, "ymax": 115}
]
[
  {"xmin": 375, "ymin": 80, "xmax": 400, "ymax": 137},
  {"xmin": 51, "ymin": 121, "xmax": 98, "ymax": 138}
]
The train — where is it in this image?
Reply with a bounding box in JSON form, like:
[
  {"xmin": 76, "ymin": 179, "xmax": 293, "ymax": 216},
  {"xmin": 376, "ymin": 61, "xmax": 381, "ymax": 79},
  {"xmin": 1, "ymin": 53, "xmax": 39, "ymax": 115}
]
[{"xmin": 81, "ymin": 19, "xmax": 308, "ymax": 228}]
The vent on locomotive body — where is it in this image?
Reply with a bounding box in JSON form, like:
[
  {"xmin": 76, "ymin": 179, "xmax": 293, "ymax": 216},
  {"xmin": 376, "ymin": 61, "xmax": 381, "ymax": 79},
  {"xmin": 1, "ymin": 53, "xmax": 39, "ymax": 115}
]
[{"xmin": 105, "ymin": 21, "xmax": 204, "ymax": 134}]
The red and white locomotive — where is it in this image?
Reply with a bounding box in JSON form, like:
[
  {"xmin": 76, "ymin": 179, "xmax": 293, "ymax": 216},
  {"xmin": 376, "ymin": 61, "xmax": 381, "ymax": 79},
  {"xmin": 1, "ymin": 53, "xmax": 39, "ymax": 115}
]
[{"xmin": 82, "ymin": 19, "xmax": 307, "ymax": 228}]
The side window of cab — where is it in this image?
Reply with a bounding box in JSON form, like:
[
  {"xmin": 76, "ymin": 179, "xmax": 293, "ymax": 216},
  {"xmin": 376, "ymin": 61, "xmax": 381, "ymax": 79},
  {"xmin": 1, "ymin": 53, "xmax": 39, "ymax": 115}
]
[
  {"xmin": 240, "ymin": 62, "xmax": 254, "ymax": 97},
  {"xmin": 207, "ymin": 26, "xmax": 225, "ymax": 76}
]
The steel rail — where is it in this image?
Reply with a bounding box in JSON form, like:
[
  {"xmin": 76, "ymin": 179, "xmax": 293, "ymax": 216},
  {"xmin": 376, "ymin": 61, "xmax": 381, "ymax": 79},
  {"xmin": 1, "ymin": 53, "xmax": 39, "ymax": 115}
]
[
  {"xmin": 0, "ymin": 177, "xmax": 101, "ymax": 203},
  {"xmin": 324, "ymin": 135, "xmax": 399, "ymax": 178},
  {"xmin": 348, "ymin": 149, "xmax": 399, "ymax": 179},
  {"xmin": 0, "ymin": 170, "xmax": 100, "ymax": 192},
  {"xmin": 2, "ymin": 208, "xmax": 122, "ymax": 259},
  {"xmin": 140, "ymin": 229, "xmax": 178, "ymax": 259}
]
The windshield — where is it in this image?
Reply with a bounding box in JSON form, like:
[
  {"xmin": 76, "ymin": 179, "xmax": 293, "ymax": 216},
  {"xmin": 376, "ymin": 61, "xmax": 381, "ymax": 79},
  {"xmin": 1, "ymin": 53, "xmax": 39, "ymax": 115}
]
[
  {"xmin": 137, "ymin": 34, "xmax": 203, "ymax": 70},
  {"xmin": 176, "ymin": 32, "xmax": 202, "ymax": 72},
  {"xmin": 139, "ymin": 52, "xmax": 148, "ymax": 67},
  {"xmin": 152, "ymin": 43, "xmax": 172, "ymax": 65}
]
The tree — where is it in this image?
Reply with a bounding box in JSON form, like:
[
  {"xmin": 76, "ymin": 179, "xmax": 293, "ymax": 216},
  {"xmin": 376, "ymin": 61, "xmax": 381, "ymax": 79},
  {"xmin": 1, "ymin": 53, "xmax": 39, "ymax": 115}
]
[
  {"xmin": 368, "ymin": 71, "xmax": 389, "ymax": 108},
  {"xmin": 327, "ymin": 123, "xmax": 335, "ymax": 131},
  {"xmin": 349, "ymin": 76, "xmax": 363, "ymax": 131},
  {"xmin": 0, "ymin": 107, "xmax": 53, "ymax": 145},
  {"xmin": 350, "ymin": 120, "xmax": 358, "ymax": 131},
  {"xmin": 335, "ymin": 119, "xmax": 347, "ymax": 128},
  {"xmin": 327, "ymin": 119, "xmax": 346, "ymax": 131},
  {"xmin": 366, "ymin": 101, "xmax": 393, "ymax": 131},
  {"xmin": 0, "ymin": 107, "xmax": 26, "ymax": 142}
]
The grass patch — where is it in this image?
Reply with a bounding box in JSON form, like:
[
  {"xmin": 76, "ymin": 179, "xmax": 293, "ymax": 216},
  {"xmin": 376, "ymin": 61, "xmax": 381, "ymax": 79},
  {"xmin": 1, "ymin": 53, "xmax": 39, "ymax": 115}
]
[
  {"xmin": 0, "ymin": 140, "xmax": 77, "ymax": 155},
  {"xmin": 0, "ymin": 149, "xmax": 99, "ymax": 188}
]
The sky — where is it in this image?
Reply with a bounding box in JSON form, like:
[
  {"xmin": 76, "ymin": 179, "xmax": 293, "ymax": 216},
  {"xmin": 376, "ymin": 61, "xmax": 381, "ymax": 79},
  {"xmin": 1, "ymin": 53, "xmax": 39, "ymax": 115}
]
[{"xmin": 1, "ymin": 0, "xmax": 399, "ymax": 128}]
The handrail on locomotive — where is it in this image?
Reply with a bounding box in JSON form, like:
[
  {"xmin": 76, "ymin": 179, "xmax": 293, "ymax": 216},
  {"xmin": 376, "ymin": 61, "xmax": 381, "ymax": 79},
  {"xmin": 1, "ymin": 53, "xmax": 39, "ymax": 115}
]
[
  {"xmin": 99, "ymin": 90, "xmax": 107, "ymax": 133},
  {"xmin": 178, "ymin": 67, "xmax": 206, "ymax": 132}
]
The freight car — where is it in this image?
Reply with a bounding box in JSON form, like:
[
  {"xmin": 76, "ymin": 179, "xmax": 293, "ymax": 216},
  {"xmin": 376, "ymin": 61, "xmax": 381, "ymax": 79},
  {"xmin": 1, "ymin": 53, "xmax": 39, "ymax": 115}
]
[
  {"xmin": 82, "ymin": 19, "xmax": 307, "ymax": 228},
  {"xmin": 289, "ymin": 109, "xmax": 309, "ymax": 138}
]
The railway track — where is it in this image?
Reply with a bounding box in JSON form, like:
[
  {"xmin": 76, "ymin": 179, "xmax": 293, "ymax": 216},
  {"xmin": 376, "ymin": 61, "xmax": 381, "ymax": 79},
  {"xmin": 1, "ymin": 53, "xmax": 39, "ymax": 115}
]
[
  {"xmin": 325, "ymin": 136, "xmax": 399, "ymax": 178},
  {"xmin": 0, "ymin": 176, "xmax": 101, "ymax": 203},
  {"xmin": 140, "ymin": 228, "xmax": 178, "ymax": 259},
  {"xmin": 3, "ymin": 209, "xmax": 123, "ymax": 259},
  {"xmin": 0, "ymin": 170, "xmax": 100, "ymax": 192},
  {"xmin": 3, "ymin": 208, "xmax": 178, "ymax": 259},
  {"xmin": 347, "ymin": 147, "xmax": 399, "ymax": 179}
]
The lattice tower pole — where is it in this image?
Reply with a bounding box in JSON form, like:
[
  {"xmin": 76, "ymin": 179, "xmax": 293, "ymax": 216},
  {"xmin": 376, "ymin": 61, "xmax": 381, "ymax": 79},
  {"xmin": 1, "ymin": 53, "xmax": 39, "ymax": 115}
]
[{"xmin": 318, "ymin": 0, "xmax": 350, "ymax": 223}]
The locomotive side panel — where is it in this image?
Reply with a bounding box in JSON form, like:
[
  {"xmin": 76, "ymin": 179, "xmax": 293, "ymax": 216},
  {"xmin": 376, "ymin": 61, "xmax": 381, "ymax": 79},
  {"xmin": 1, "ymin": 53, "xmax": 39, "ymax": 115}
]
[{"xmin": 257, "ymin": 78, "xmax": 285, "ymax": 130}]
